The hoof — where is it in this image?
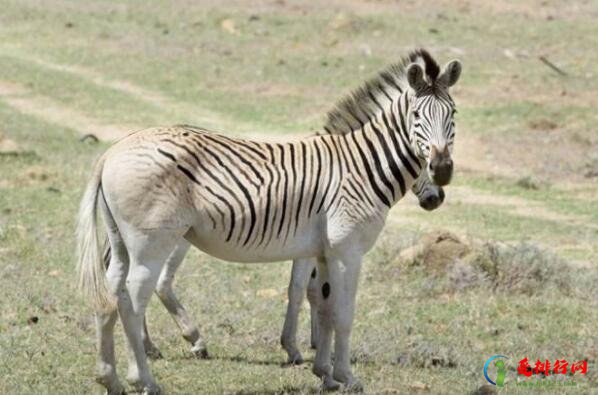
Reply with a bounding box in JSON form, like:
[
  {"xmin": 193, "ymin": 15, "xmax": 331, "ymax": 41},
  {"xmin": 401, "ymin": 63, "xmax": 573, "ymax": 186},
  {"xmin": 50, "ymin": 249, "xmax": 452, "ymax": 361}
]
[
  {"xmin": 102, "ymin": 384, "xmax": 126, "ymax": 395},
  {"xmin": 191, "ymin": 344, "xmax": 210, "ymax": 359},
  {"xmin": 145, "ymin": 346, "xmax": 164, "ymax": 360},
  {"xmin": 322, "ymin": 375, "xmax": 341, "ymax": 392},
  {"xmin": 127, "ymin": 374, "xmax": 161, "ymax": 395},
  {"xmin": 286, "ymin": 351, "xmax": 304, "ymax": 366},
  {"xmin": 342, "ymin": 379, "xmax": 364, "ymax": 393},
  {"xmin": 141, "ymin": 385, "xmax": 162, "ymax": 395},
  {"xmin": 130, "ymin": 381, "xmax": 161, "ymax": 395},
  {"xmin": 96, "ymin": 368, "xmax": 126, "ymax": 395}
]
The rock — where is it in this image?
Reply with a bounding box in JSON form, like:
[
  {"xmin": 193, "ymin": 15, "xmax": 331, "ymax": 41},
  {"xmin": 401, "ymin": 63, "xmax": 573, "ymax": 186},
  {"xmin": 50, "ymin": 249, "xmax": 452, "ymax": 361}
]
[
  {"xmin": 221, "ymin": 19, "xmax": 239, "ymax": 35},
  {"xmin": 256, "ymin": 288, "xmax": 278, "ymax": 298}
]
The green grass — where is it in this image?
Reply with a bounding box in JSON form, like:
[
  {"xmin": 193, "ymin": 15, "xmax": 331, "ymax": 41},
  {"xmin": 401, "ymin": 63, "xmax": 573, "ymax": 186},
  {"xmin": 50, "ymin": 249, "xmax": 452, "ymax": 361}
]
[{"xmin": 1, "ymin": 1, "xmax": 597, "ymax": 393}]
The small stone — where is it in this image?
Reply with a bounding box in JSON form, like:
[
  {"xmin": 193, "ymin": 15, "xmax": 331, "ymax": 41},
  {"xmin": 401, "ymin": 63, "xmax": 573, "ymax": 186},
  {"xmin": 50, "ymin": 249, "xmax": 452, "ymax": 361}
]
[{"xmin": 256, "ymin": 288, "xmax": 278, "ymax": 298}]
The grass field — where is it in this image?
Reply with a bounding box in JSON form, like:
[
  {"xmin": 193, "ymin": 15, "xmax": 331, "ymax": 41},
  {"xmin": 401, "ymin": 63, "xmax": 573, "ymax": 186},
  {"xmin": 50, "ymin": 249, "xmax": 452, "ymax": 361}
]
[{"xmin": 0, "ymin": 1, "xmax": 597, "ymax": 393}]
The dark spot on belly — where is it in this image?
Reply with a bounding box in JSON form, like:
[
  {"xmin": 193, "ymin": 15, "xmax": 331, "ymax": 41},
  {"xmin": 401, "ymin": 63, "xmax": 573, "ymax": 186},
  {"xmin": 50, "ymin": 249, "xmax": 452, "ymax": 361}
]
[
  {"xmin": 322, "ymin": 282, "xmax": 330, "ymax": 299},
  {"xmin": 311, "ymin": 268, "xmax": 317, "ymax": 279},
  {"xmin": 182, "ymin": 132, "xmax": 189, "ymax": 136}
]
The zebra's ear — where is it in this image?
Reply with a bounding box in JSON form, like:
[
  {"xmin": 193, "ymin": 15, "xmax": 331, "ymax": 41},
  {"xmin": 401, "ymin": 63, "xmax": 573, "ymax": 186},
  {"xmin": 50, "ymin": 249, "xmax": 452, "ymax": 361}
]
[
  {"xmin": 438, "ymin": 60, "xmax": 462, "ymax": 88},
  {"xmin": 407, "ymin": 63, "xmax": 426, "ymax": 92}
]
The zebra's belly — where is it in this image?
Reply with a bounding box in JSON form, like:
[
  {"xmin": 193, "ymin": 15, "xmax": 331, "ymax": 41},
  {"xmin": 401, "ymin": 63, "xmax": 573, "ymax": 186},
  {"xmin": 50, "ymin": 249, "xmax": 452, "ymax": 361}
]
[{"xmin": 184, "ymin": 222, "xmax": 324, "ymax": 263}]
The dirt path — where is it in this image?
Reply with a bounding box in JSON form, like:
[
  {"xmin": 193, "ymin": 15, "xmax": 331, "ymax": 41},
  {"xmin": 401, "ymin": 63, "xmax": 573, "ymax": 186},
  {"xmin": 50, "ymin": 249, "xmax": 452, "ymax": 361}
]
[
  {"xmin": 1, "ymin": 52, "xmax": 260, "ymax": 136},
  {"xmin": 0, "ymin": 80, "xmax": 138, "ymax": 141}
]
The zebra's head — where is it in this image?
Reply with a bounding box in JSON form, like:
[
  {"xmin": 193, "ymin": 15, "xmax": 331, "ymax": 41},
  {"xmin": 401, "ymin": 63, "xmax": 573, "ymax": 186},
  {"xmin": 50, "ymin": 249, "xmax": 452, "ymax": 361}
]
[{"xmin": 406, "ymin": 55, "xmax": 462, "ymax": 186}]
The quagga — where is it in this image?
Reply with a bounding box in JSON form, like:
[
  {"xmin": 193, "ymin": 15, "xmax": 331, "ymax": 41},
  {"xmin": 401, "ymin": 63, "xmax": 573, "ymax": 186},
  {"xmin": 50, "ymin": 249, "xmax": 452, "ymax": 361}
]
[
  {"xmin": 77, "ymin": 49, "xmax": 461, "ymax": 394},
  {"xmin": 129, "ymin": 167, "xmax": 445, "ymax": 363}
]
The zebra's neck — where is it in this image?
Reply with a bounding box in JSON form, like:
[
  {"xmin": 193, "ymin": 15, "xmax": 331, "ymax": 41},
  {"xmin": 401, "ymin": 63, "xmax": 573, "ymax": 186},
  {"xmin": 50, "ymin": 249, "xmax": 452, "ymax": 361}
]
[{"xmin": 313, "ymin": 93, "xmax": 425, "ymax": 210}]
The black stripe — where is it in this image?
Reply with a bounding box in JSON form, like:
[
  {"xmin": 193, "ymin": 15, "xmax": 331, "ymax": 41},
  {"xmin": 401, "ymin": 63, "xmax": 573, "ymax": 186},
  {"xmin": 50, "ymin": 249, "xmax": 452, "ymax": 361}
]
[
  {"xmin": 370, "ymin": 118, "xmax": 406, "ymax": 196},
  {"xmin": 343, "ymin": 183, "xmax": 370, "ymax": 217},
  {"xmin": 264, "ymin": 144, "xmax": 281, "ymax": 246},
  {"xmin": 258, "ymin": 164, "xmax": 275, "ymax": 246},
  {"xmin": 350, "ymin": 132, "xmax": 390, "ymax": 207},
  {"xmin": 157, "ymin": 148, "xmax": 177, "ymax": 162},
  {"xmin": 293, "ymin": 142, "xmax": 308, "ymax": 235},
  {"xmin": 308, "ymin": 140, "xmax": 323, "ymax": 216},
  {"xmin": 177, "ymin": 164, "xmax": 200, "ymax": 185},
  {"xmin": 325, "ymin": 183, "xmax": 342, "ymax": 212},
  {"xmin": 366, "ymin": 90, "xmax": 418, "ymax": 181},
  {"xmin": 204, "ymin": 185, "xmax": 236, "ymax": 241},
  {"xmin": 360, "ymin": 128, "xmax": 396, "ymax": 200},
  {"xmin": 329, "ymin": 135, "xmax": 345, "ymax": 178},
  {"xmin": 212, "ymin": 133, "xmax": 268, "ymax": 161},
  {"xmin": 393, "ymin": 101, "xmax": 422, "ymax": 170},
  {"xmin": 192, "ymin": 140, "xmax": 257, "ymax": 246},
  {"xmin": 199, "ymin": 134, "xmax": 265, "ymax": 186},
  {"xmin": 165, "ymin": 139, "xmax": 240, "ymax": 242},
  {"xmin": 317, "ymin": 137, "xmax": 336, "ymax": 213},
  {"xmin": 283, "ymin": 144, "xmax": 297, "ymax": 242},
  {"xmin": 338, "ymin": 134, "xmax": 364, "ymax": 178},
  {"xmin": 276, "ymin": 145, "xmax": 289, "ymax": 239},
  {"xmin": 347, "ymin": 176, "xmax": 375, "ymax": 208},
  {"xmin": 383, "ymin": 111, "xmax": 418, "ymax": 179}
]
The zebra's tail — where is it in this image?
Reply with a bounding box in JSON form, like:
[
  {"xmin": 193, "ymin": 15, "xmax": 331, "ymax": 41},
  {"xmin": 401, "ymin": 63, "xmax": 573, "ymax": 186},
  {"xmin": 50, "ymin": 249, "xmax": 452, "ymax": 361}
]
[{"xmin": 76, "ymin": 154, "xmax": 115, "ymax": 311}]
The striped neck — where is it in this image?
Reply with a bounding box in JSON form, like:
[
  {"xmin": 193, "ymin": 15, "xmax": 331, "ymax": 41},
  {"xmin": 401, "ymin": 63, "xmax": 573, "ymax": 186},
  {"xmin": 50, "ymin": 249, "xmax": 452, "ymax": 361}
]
[{"xmin": 325, "ymin": 92, "xmax": 425, "ymax": 209}]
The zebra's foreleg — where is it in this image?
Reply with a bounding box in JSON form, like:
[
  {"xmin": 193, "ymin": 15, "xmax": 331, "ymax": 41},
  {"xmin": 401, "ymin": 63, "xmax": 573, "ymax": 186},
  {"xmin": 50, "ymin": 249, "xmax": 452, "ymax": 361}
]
[
  {"xmin": 281, "ymin": 257, "xmax": 316, "ymax": 364},
  {"xmin": 306, "ymin": 265, "xmax": 320, "ymax": 349},
  {"xmin": 154, "ymin": 239, "xmax": 209, "ymax": 359},
  {"xmin": 312, "ymin": 257, "xmax": 341, "ymax": 391},
  {"xmin": 327, "ymin": 253, "xmax": 363, "ymax": 392}
]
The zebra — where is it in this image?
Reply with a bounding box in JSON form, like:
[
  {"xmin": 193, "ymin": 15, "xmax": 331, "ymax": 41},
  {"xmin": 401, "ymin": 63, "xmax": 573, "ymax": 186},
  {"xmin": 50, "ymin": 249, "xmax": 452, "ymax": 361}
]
[
  {"xmin": 130, "ymin": 167, "xmax": 445, "ymax": 363},
  {"xmin": 76, "ymin": 49, "xmax": 461, "ymax": 394}
]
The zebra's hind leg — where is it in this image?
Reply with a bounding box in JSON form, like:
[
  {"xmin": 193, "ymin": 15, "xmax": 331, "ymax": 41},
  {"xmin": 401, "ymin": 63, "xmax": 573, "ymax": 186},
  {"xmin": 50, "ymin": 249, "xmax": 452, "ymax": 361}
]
[
  {"xmin": 281, "ymin": 258, "xmax": 316, "ymax": 365},
  {"xmin": 117, "ymin": 227, "xmax": 184, "ymax": 395},
  {"xmin": 141, "ymin": 316, "xmax": 163, "ymax": 360},
  {"xmin": 95, "ymin": 193, "xmax": 129, "ymax": 395},
  {"xmin": 154, "ymin": 239, "xmax": 209, "ymax": 359}
]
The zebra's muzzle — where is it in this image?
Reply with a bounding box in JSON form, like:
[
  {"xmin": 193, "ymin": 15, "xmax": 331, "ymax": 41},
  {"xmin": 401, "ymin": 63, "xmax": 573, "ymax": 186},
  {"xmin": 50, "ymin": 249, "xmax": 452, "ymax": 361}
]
[
  {"xmin": 419, "ymin": 187, "xmax": 445, "ymax": 211},
  {"xmin": 429, "ymin": 146, "xmax": 453, "ymax": 186}
]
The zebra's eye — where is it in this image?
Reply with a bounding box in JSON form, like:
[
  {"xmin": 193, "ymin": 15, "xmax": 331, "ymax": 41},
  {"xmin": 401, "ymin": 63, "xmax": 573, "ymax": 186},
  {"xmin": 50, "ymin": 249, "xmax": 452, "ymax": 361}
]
[{"xmin": 413, "ymin": 110, "xmax": 420, "ymax": 120}]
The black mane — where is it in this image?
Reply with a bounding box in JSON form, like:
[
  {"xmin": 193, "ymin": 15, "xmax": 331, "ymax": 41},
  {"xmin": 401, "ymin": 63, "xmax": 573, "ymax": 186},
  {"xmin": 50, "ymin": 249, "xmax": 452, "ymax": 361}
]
[{"xmin": 323, "ymin": 49, "xmax": 440, "ymax": 135}]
